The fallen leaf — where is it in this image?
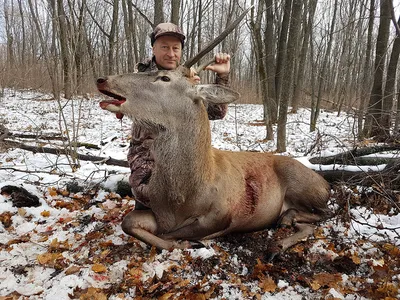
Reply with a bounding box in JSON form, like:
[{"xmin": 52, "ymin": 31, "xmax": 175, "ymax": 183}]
[
  {"xmin": 49, "ymin": 238, "xmax": 70, "ymax": 251},
  {"xmin": 351, "ymin": 252, "xmax": 361, "ymax": 265},
  {"xmin": 159, "ymin": 292, "xmax": 175, "ymax": 300},
  {"xmin": 259, "ymin": 276, "xmax": 277, "ymax": 293},
  {"xmin": 0, "ymin": 212, "xmax": 13, "ymax": 228},
  {"xmin": 37, "ymin": 252, "xmax": 62, "ymax": 266},
  {"xmin": 41, "ymin": 210, "xmax": 50, "ymax": 217},
  {"xmin": 48, "ymin": 187, "xmax": 57, "ymax": 197},
  {"xmin": 79, "ymin": 287, "xmax": 107, "ymax": 300},
  {"xmin": 382, "ymin": 243, "xmax": 400, "ymax": 256},
  {"xmin": 310, "ymin": 273, "xmax": 342, "ymax": 291},
  {"xmin": 92, "ymin": 263, "xmax": 107, "ymax": 273},
  {"xmin": 65, "ymin": 265, "xmax": 81, "ymax": 275}
]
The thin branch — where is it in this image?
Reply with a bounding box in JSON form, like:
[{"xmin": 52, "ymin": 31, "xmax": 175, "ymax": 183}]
[
  {"xmin": 2, "ymin": 140, "xmax": 128, "ymax": 168},
  {"xmin": 131, "ymin": 1, "xmax": 153, "ymax": 28}
]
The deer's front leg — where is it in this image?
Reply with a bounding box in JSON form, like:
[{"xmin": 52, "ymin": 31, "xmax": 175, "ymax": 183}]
[{"xmin": 121, "ymin": 210, "xmax": 192, "ymax": 250}]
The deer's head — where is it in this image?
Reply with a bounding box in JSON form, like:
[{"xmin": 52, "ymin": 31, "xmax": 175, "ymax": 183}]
[{"xmin": 97, "ymin": 67, "xmax": 239, "ymax": 128}]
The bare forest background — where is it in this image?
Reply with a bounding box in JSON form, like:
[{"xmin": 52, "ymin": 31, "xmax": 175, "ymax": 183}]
[{"xmin": 1, "ymin": 0, "xmax": 400, "ymax": 152}]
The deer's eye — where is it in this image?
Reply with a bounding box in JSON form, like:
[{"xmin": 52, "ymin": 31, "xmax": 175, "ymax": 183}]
[{"xmin": 157, "ymin": 75, "xmax": 170, "ymax": 82}]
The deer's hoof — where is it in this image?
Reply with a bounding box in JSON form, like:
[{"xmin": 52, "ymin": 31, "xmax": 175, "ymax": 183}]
[
  {"xmin": 265, "ymin": 245, "xmax": 281, "ymax": 262},
  {"xmin": 189, "ymin": 240, "xmax": 206, "ymax": 249}
]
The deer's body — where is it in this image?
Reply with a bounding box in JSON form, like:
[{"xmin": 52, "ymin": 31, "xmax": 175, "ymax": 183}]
[{"xmin": 97, "ymin": 68, "xmax": 330, "ymax": 253}]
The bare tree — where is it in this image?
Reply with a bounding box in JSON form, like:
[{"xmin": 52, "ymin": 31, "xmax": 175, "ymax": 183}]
[
  {"xmin": 291, "ymin": 0, "xmax": 317, "ymax": 113},
  {"xmin": 264, "ymin": 0, "xmax": 277, "ymax": 122},
  {"xmin": 277, "ymin": 0, "xmax": 302, "ymax": 152},
  {"xmin": 154, "ymin": 0, "xmax": 164, "ymax": 24},
  {"xmin": 311, "ymin": 0, "xmax": 338, "ymax": 132},
  {"xmin": 358, "ymin": 0, "xmax": 375, "ymax": 140},
  {"xmin": 381, "ymin": 14, "xmax": 400, "ymax": 136},
  {"xmin": 27, "ymin": 0, "xmax": 60, "ymax": 99},
  {"xmin": 275, "ymin": 0, "xmax": 292, "ymax": 106},
  {"xmin": 171, "ymin": 0, "xmax": 181, "ymax": 24},
  {"xmin": 57, "ymin": 0, "xmax": 73, "ymax": 99},
  {"xmin": 250, "ymin": 0, "xmax": 273, "ymax": 140},
  {"xmin": 364, "ymin": 0, "xmax": 391, "ymax": 138}
]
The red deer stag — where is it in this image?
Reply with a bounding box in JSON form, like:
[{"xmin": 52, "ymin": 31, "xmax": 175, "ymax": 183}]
[{"xmin": 97, "ymin": 9, "xmax": 330, "ymax": 257}]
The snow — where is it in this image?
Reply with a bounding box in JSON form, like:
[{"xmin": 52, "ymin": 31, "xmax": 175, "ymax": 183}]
[{"xmin": 0, "ymin": 89, "xmax": 399, "ymax": 298}]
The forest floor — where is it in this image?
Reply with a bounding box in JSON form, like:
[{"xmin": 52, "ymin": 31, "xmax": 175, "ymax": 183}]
[{"xmin": 0, "ymin": 89, "xmax": 399, "ymax": 299}]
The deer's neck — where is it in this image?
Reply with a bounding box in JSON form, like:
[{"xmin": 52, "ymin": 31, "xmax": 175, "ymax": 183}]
[
  {"xmin": 154, "ymin": 115, "xmax": 214, "ymax": 187},
  {"xmin": 129, "ymin": 111, "xmax": 214, "ymax": 207}
]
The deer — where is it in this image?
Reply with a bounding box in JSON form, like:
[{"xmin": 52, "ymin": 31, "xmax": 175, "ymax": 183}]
[{"xmin": 96, "ymin": 9, "xmax": 330, "ymax": 258}]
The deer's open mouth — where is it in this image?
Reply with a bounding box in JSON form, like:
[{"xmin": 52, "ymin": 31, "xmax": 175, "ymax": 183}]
[{"xmin": 98, "ymin": 90, "xmax": 126, "ymax": 119}]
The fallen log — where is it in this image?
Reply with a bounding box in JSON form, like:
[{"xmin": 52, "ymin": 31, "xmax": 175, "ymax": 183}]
[
  {"xmin": 309, "ymin": 145, "xmax": 400, "ymax": 165},
  {"xmin": 2, "ymin": 140, "xmax": 128, "ymax": 168}
]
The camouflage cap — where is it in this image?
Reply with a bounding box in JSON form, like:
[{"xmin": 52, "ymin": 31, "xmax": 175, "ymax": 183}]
[{"xmin": 150, "ymin": 23, "xmax": 185, "ymax": 47}]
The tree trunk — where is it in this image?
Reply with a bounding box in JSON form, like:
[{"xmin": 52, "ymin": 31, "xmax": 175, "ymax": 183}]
[
  {"xmin": 275, "ymin": 0, "xmax": 292, "ymax": 107},
  {"xmin": 108, "ymin": 0, "xmax": 119, "ymax": 74},
  {"xmin": 57, "ymin": 0, "xmax": 72, "ymax": 99},
  {"xmin": 17, "ymin": 0, "xmax": 26, "ymax": 66},
  {"xmin": 291, "ymin": 0, "xmax": 317, "ymax": 113},
  {"xmin": 122, "ymin": 0, "xmax": 135, "ymax": 72},
  {"xmin": 358, "ymin": 0, "xmax": 375, "ymax": 140},
  {"xmin": 250, "ymin": 0, "xmax": 273, "ymax": 140},
  {"xmin": 154, "ymin": 0, "xmax": 164, "ymax": 25},
  {"xmin": 277, "ymin": 0, "xmax": 302, "ymax": 152},
  {"xmin": 364, "ymin": 0, "xmax": 391, "ymax": 138},
  {"xmin": 381, "ymin": 16, "xmax": 400, "ymax": 136},
  {"xmin": 264, "ymin": 0, "xmax": 277, "ymax": 123},
  {"xmin": 171, "ymin": 0, "xmax": 180, "ymax": 24},
  {"xmin": 311, "ymin": 0, "xmax": 338, "ymax": 132},
  {"xmin": 28, "ymin": 0, "xmax": 60, "ymax": 99}
]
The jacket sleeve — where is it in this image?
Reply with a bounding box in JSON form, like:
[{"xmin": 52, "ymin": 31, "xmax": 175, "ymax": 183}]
[{"xmin": 207, "ymin": 73, "xmax": 229, "ymax": 120}]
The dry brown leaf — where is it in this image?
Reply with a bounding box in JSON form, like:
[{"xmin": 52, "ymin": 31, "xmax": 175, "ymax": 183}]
[
  {"xmin": 37, "ymin": 236, "xmax": 49, "ymax": 243},
  {"xmin": 85, "ymin": 231, "xmax": 103, "ymax": 241},
  {"xmin": 37, "ymin": 252, "xmax": 62, "ymax": 265},
  {"xmin": 252, "ymin": 258, "xmax": 269, "ymax": 278},
  {"xmin": 382, "ymin": 243, "xmax": 400, "ymax": 256},
  {"xmin": 259, "ymin": 276, "xmax": 277, "ymax": 293},
  {"xmin": 92, "ymin": 263, "xmax": 107, "ymax": 273},
  {"xmin": 48, "ymin": 187, "xmax": 57, "ymax": 197},
  {"xmin": 100, "ymin": 249, "xmax": 111, "ymax": 258},
  {"xmin": 41, "ymin": 210, "xmax": 50, "ymax": 217},
  {"xmin": 99, "ymin": 240, "xmax": 114, "ymax": 247},
  {"xmin": 65, "ymin": 265, "xmax": 81, "ymax": 275},
  {"xmin": 351, "ymin": 252, "xmax": 361, "ymax": 265},
  {"xmin": 49, "ymin": 238, "xmax": 70, "ymax": 251},
  {"xmin": 79, "ymin": 287, "xmax": 107, "ymax": 300},
  {"xmin": 0, "ymin": 212, "xmax": 13, "ymax": 228},
  {"xmin": 158, "ymin": 292, "xmax": 175, "ymax": 300},
  {"xmin": 129, "ymin": 267, "xmax": 142, "ymax": 284},
  {"xmin": 310, "ymin": 273, "xmax": 342, "ymax": 291},
  {"xmin": 377, "ymin": 283, "xmax": 399, "ymax": 298},
  {"xmin": 7, "ymin": 235, "xmax": 30, "ymax": 246},
  {"xmin": 314, "ymin": 227, "xmax": 326, "ymax": 239},
  {"xmin": 149, "ymin": 246, "xmax": 157, "ymax": 262}
]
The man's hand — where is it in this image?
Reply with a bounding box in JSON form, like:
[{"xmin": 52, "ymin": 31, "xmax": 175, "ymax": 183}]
[
  {"xmin": 189, "ymin": 67, "xmax": 201, "ymax": 84},
  {"xmin": 205, "ymin": 53, "xmax": 230, "ymax": 76}
]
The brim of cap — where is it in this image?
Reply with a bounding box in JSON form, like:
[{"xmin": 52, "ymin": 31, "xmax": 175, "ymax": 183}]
[{"xmin": 155, "ymin": 32, "xmax": 185, "ymax": 42}]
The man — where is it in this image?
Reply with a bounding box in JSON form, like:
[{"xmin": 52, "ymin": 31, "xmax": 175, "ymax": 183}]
[
  {"xmin": 137, "ymin": 22, "xmax": 231, "ymax": 119},
  {"xmin": 129, "ymin": 23, "xmax": 231, "ymax": 210}
]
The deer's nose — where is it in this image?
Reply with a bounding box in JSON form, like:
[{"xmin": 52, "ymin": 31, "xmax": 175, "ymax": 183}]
[{"xmin": 97, "ymin": 77, "xmax": 107, "ymax": 84}]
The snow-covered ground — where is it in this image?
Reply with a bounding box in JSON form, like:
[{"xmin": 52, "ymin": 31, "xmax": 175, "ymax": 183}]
[{"xmin": 0, "ymin": 89, "xmax": 399, "ymax": 299}]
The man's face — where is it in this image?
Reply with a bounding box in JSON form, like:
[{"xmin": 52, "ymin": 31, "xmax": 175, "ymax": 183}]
[{"xmin": 152, "ymin": 36, "xmax": 182, "ymax": 70}]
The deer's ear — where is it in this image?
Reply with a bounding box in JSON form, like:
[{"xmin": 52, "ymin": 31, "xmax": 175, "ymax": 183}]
[{"xmin": 196, "ymin": 84, "xmax": 240, "ymax": 104}]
